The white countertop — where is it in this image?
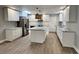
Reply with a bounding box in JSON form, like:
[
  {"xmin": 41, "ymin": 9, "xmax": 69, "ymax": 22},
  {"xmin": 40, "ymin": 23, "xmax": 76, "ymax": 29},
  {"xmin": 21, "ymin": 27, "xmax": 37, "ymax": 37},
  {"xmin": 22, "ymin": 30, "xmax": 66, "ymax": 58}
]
[
  {"xmin": 6, "ymin": 27, "xmax": 22, "ymax": 30},
  {"xmin": 59, "ymin": 28, "xmax": 69, "ymax": 31},
  {"xmin": 29, "ymin": 27, "xmax": 48, "ymax": 31},
  {"xmin": 57, "ymin": 26, "xmax": 69, "ymax": 32}
]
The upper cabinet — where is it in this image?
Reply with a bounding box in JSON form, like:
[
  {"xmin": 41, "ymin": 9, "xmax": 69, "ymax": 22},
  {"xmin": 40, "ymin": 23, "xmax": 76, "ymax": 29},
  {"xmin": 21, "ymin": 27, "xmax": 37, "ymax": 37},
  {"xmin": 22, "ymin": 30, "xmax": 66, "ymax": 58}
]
[
  {"xmin": 4, "ymin": 8, "xmax": 19, "ymax": 21},
  {"xmin": 69, "ymin": 6, "xmax": 77, "ymax": 22},
  {"xmin": 63, "ymin": 6, "xmax": 77, "ymax": 22},
  {"xmin": 63, "ymin": 6, "xmax": 69, "ymax": 22}
]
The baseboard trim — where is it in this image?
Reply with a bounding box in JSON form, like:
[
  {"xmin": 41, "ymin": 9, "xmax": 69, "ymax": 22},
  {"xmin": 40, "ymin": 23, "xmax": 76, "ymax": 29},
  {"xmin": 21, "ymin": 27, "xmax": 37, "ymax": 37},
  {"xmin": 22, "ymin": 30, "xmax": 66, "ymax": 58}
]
[{"xmin": 0, "ymin": 40, "xmax": 6, "ymax": 44}]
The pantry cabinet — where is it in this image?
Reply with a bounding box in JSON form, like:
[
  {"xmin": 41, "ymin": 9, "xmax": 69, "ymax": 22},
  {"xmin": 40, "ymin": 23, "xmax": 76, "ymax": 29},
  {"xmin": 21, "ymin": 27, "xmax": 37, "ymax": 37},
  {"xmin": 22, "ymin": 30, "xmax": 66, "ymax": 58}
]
[{"xmin": 4, "ymin": 8, "xmax": 19, "ymax": 21}]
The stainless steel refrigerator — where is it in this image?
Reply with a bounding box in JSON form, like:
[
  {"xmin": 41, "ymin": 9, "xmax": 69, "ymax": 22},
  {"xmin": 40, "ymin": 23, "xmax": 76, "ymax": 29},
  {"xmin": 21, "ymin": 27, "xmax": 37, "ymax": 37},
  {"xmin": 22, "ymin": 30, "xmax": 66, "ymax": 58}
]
[{"xmin": 17, "ymin": 16, "xmax": 29, "ymax": 36}]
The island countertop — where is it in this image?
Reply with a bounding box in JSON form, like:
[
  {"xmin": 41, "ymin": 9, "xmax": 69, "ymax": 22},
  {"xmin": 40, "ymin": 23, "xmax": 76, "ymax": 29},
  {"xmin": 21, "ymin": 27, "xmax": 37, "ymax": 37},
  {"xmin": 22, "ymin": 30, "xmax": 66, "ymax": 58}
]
[{"xmin": 29, "ymin": 27, "xmax": 48, "ymax": 31}]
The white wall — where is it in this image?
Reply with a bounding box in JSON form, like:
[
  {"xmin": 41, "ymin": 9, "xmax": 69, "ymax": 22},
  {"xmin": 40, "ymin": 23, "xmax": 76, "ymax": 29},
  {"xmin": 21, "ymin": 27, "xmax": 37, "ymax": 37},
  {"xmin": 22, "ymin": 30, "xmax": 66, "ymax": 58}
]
[
  {"xmin": 49, "ymin": 14, "xmax": 58, "ymax": 32},
  {"xmin": 29, "ymin": 15, "xmax": 37, "ymax": 21},
  {"xmin": 29, "ymin": 15, "xmax": 37, "ymax": 26},
  {"xmin": 29, "ymin": 14, "xmax": 58, "ymax": 32},
  {"xmin": 0, "ymin": 7, "xmax": 16, "ymax": 41},
  {"xmin": 43, "ymin": 15, "xmax": 49, "ymax": 27},
  {"xmin": 29, "ymin": 14, "xmax": 49, "ymax": 27},
  {"xmin": 43, "ymin": 15, "xmax": 49, "ymax": 21}
]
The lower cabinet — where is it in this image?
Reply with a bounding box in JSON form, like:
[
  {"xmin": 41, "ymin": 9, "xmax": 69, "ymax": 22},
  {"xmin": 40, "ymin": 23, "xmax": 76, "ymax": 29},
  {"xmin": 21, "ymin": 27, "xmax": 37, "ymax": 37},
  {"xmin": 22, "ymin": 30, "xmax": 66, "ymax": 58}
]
[
  {"xmin": 57, "ymin": 28, "xmax": 63, "ymax": 44},
  {"xmin": 5, "ymin": 28, "xmax": 22, "ymax": 41},
  {"xmin": 63, "ymin": 32, "xmax": 75, "ymax": 47},
  {"xmin": 57, "ymin": 28, "xmax": 75, "ymax": 48}
]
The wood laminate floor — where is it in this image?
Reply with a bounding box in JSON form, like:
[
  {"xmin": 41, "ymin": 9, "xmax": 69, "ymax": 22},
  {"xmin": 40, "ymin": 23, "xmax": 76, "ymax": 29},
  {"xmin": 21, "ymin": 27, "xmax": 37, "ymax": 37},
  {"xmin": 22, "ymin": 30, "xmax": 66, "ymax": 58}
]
[{"xmin": 0, "ymin": 33, "xmax": 77, "ymax": 54}]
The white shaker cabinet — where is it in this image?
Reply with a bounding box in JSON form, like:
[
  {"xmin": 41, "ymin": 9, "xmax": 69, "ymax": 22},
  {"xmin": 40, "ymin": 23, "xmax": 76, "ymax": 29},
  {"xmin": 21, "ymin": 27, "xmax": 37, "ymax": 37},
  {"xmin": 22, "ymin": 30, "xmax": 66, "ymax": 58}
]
[
  {"xmin": 5, "ymin": 28, "xmax": 22, "ymax": 41},
  {"xmin": 57, "ymin": 27, "xmax": 75, "ymax": 48},
  {"xmin": 63, "ymin": 6, "xmax": 69, "ymax": 22},
  {"xmin": 69, "ymin": 6, "xmax": 77, "ymax": 22},
  {"xmin": 63, "ymin": 32, "xmax": 75, "ymax": 47},
  {"xmin": 63, "ymin": 6, "xmax": 77, "ymax": 22},
  {"xmin": 4, "ymin": 8, "xmax": 19, "ymax": 21}
]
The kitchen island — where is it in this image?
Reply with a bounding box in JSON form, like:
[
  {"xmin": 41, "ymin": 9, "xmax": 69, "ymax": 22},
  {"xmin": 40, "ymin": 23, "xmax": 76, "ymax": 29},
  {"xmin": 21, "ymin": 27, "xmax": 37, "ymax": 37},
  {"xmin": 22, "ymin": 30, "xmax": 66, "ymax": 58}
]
[{"xmin": 29, "ymin": 27, "xmax": 49, "ymax": 43}]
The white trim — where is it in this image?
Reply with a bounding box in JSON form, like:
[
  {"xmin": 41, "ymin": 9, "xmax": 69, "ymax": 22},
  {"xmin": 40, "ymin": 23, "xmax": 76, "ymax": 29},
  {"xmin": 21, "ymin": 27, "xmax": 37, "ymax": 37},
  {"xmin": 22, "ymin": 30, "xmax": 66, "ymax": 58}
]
[{"xmin": 0, "ymin": 39, "xmax": 6, "ymax": 44}]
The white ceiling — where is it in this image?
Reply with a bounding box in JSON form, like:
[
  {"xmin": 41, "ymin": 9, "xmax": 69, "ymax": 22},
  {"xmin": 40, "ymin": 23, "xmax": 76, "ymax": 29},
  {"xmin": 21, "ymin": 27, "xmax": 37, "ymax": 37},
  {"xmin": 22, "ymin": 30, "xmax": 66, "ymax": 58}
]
[{"xmin": 4, "ymin": 5, "xmax": 66, "ymax": 14}]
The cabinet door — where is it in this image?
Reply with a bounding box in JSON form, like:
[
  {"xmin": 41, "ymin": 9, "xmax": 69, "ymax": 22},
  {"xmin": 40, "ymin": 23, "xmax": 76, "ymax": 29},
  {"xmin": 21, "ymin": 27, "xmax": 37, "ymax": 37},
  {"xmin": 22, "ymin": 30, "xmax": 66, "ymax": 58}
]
[
  {"xmin": 63, "ymin": 6, "xmax": 69, "ymax": 22},
  {"xmin": 63, "ymin": 32, "xmax": 75, "ymax": 47},
  {"xmin": 5, "ymin": 30, "xmax": 13, "ymax": 40},
  {"xmin": 8, "ymin": 8, "xmax": 19, "ymax": 21},
  {"xmin": 8, "ymin": 8, "xmax": 14, "ymax": 21},
  {"xmin": 13, "ymin": 10, "xmax": 19, "ymax": 21},
  {"xmin": 69, "ymin": 6, "xmax": 77, "ymax": 22}
]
